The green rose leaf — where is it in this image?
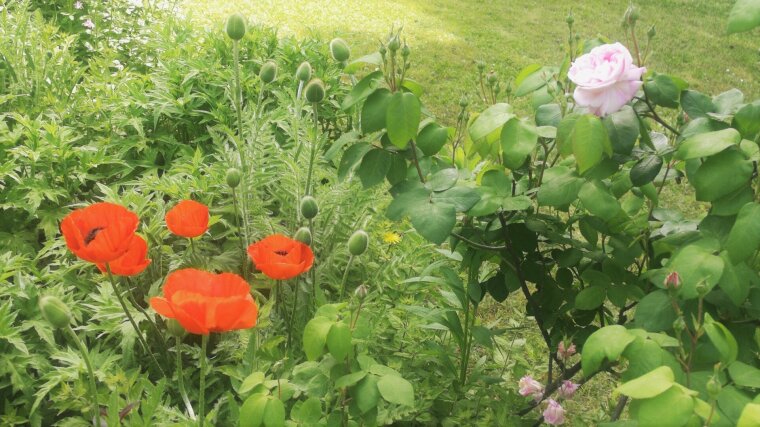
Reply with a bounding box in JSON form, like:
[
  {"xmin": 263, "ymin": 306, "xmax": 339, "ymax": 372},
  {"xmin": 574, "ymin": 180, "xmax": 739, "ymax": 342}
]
[
  {"xmin": 574, "ymin": 286, "xmax": 607, "ymax": 310},
  {"xmin": 410, "ymin": 201, "xmax": 456, "ymax": 244},
  {"xmin": 704, "ymin": 313, "xmax": 738, "ymax": 365},
  {"xmin": 582, "ymin": 325, "xmax": 636, "ymax": 376},
  {"xmin": 630, "ymin": 155, "xmax": 663, "ymax": 187},
  {"xmin": 579, "ymin": 179, "xmax": 623, "ymax": 221},
  {"xmin": 342, "ymin": 70, "xmax": 383, "ymax": 110},
  {"xmin": 615, "ymin": 366, "xmax": 675, "ymax": 399},
  {"xmin": 303, "ymin": 316, "xmax": 334, "ymax": 361},
  {"xmin": 661, "ymin": 245, "xmax": 725, "ymax": 299},
  {"xmin": 377, "ymin": 374, "xmax": 415, "ymax": 407},
  {"xmin": 469, "ymin": 103, "xmax": 514, "ymax": 141},
  {"xmin": 426, "ymin": 168, "xmax": 459, "ymax": 192},
  {"xmin": 633, "ymin": 290, "xmax": 678, "ymax": 332},
  {"xmin": 644, "ymin": 74, "xmax": 681, "ymax": 108},
  {"xmin": 416, "ymin": 123, "xmax": 450, "ymax": 156},
  {"xmin": 571, "ymin": 114, "xmax": 612, "ymax": 175},
  {"xmin": 263, "ymin": 398, "xmax": 285, "ymax": 427},
  {"xmin": 692, "ymin": 149, "xmax": 752, "ymax": 202},
  {"xmin": 353, "ymin": 375, "xmax": 380, "ymax": 414},
  {"xmin": 385, "ymin": 92, "xmax": 421, "ymax": 149},
  {"xmin": 603, "ymin": 105, "xmax": 639, "ymax": 155},
  {"xmin": 727, "ymin": 0, "xmax": 760, "ymax": 34},
  {"xmin": 729, "ymin": 361, "xmax": 760, "ymax": 389},
  {"xmin": 733, "ymin": 100, "xmax": 760, "ymax": 140},
  {"xmin": 629, "ymin": 386, "xmax": 695, "ymax": 427},
  {"xmin": 338, "ymin": 143, "xmax": 371, "ymax": 181},
  {"xmin": 432, "ymin": 187, "xmax": 480, "ymax": 212},
  {"xmin": 358, "ymin": 148, "xmax": 392, "ymax": 188},
  {"xmin": 681, "ymin": 90, "xmax": 716, "ymax": 119},
  {"xmin": 675, "ymin": 128, "xmax": 741, "ymax": 160},
  {"xmin": 725, "ymin": 203, "xmax": 760, "ymax": 264},
  {"xmin": 500, "ymin": 118, "xmax": 538, "ymax": 169},
  {"xmin": 537, "ymin": 167, "xmax": 584, "ymax": 208},
  {"xmin": 360, "ymin": 88, "xmax": 392, "ymax": 134},
  {"xmin": 738, "ymin": 403, "xmax": 760, "ymax": 427}
]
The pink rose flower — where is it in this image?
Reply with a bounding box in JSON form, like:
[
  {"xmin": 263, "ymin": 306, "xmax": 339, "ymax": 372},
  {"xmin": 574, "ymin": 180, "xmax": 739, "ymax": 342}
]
[
  {"xmin": 518, "ymin": 375, "xmax": 544, "ymax": 401},
  {"xmin": 558, "ymin": 380, "xmax": 579, "ymax": 400},
  {"xmin": 557, "ymin": 341, "xmax": 576, "ymax": 360},
  {"xmin": 543, "ymin": 399, "xmax": 566, "ymax": 425},
  {"xmin": 568, "ymin": 42, "xmax": 646, "ymax": 116}
]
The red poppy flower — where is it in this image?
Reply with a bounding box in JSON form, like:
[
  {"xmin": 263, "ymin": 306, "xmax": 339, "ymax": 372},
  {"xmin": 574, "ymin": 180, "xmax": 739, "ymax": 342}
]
[
  {"xmin": 165, "ymin": 200, "xmax": 209, "ymax": 238},
  {"xmin": 247, "ymin": 234, "xmax": 314, "ymax": 280},
  {"xmin": 96, "ymin": 235, "xmax": 152, "ymax": 276},
  {"xmin": 149, "ymin": 268, "xmax": 258, "ymax": 335},
  {"xmin": 60, "ymin": 202, "xmax": 139, "ymax": 263}
]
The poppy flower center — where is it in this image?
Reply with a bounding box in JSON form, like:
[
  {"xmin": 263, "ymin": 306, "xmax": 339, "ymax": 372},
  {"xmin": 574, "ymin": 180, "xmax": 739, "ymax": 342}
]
[
  {"xmin": 84, "ymin": 227, "xmax": 105, "ymax": 245},
  {"xmin": 274, "ymin": 250, "xmax": 289, "ymax": 256}
]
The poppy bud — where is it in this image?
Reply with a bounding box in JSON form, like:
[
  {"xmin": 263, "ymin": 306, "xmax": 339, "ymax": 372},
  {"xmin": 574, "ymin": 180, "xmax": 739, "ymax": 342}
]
[
  {"xmin": 300, "ymin": 196, "xmax": 319, "ymax": 219},
  {"xmin": 354, "ymin": 284, "xmax": 369, "ymax": 299},
  {"xmin": 226, "ymin": 168, "xmax": 241, "ymax": 188},
  {"xmin": 566, "ymin": 11, "xmax": 574, "ymax": 26},
  {"xmin": 304, "ymin": 79, "xmax": 325, "ymax": 103},
  {"xmin": 294, "ymin": 227, "xmax": 312, "ymax": 245},
  {"xmin": 388, "ymin": 36, "xmax": 400, "ymax": 52},
  {"xmin": 348, "ymin": 230, "xmax": 369, "ymax": 256},
  {"xmin": 647, "ymin": 25, "xmax": 656, "ymax": 39},
  {"xmin": 259, "ymin": 61, "xmax": 278, "ymax": 84},
  {"xmin": 458, "ymin": 95, "xmax": 469, "ymax": 108},
  {"xmin": 296, "ymin": 61, "xmax": 312, "ymax": 82},
  {"xmin": 39, "ymin": 296, "xmax": 71, "ymax": 329},
  {"xmin": 486, "ymin": 71, "xmax": 498, "ymax": 86},
  {"xmin": 329, "ymin": 38, "xmax": 350, "ymax": 62},
  {"xmin": 226, "ymin": 14, "xmax": 246, "ymax": 41},
  {"xmin": 166, "ymin": 318, "xmax": 187, "ymax": 338},
  {"xmin": 476, "ymin": 60, "xmax": 486, "ymax": 73}
]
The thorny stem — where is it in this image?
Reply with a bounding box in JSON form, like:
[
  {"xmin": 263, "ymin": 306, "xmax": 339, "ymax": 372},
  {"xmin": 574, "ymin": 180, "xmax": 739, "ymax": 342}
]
[
  {"xmin": 106, "ymin": 264, "xmax": 166, "ymax": 377},
  {"xmin": 65, "ymin": 326, "xmax": 100, "ymax": 427}
]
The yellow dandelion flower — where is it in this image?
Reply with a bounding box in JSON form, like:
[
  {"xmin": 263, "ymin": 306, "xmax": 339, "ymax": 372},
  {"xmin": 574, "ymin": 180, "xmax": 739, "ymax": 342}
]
[{"xmin": 382, "ymin": 231, "xmax": 401, "ymax": 245}]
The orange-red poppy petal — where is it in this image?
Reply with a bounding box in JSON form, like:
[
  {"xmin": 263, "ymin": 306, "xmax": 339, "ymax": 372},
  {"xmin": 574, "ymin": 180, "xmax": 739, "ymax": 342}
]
[
  {"xmin": 165, "ymin": 200, "xmax": 209, "ymax": 238},
  {"xmin": 247, "ymin": 234, "xmax": 314, "ymax": 280},
  {"xmin": 96, "ymin": 235, "xmax": 151, "ymax": 276},
  {"xmin": 61, "ymin": 202, "xmax": 139, "ymax": 263}
]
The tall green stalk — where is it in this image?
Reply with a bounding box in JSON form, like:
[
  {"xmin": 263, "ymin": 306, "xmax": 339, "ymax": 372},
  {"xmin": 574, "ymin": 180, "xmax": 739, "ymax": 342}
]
[
  {"xmin": 339, "ymin": 256, "xmax": 355, "ymax": 300},
  {"xmin": 65, "ymin": 325, "xmax": 100, "ymax": 427},
  {"xmin": 175, "ymin": 337, "xmax": 196, "ymax": 420},
  {"xmin": 105, "ymin": 264, "xmax": 166, "ymax": 377},
  {"xmin": 231, "ymin": 39, "xmax": 252, "ymax": 278},
  {"xmin": 198, "ymin": 334, "xmax": 209, "ymax": 427},
  {"xmin": 304, "ymin": 104, "xmax": 319, "ymax": 196}
]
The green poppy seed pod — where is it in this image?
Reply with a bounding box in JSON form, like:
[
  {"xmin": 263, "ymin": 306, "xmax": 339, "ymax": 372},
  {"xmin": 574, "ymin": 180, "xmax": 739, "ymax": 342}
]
[
  {"xmin": 706, "ymin": 377, "xmax": 721, "ymax": 399},
  {"xmin": 566, "ymin": 11, "xmax": 574, "ymax": 26},
  {"xmin": 226, "ymin": 167, "xmax": 241, "ymax": 188},
  {"xmin": 647, "ymin": 25, "xmax": 656, "ymax": 39},
  {"xmin": 294, "ymin": 227, "xmax": 312, "ymax": 245},
  {"xmin": 348, "ymin": 230, "xmax": 369, "ymax": 256},
  {"xmin": 226, "ymin": 14, "xmax": 246, "ymax": 41},
  {"xmin": 476, "ymin": 60, "xmax": 486, "ymax": 73},
  {"xmin": 304, "ymin": 78, "xmax": 325, "ymax": 103},
  {"xmin": 259, "ymin": 61, "xmax": 278, "ymax": 84},
  {"xmin": 39, "ymin": 296, "xmax": 71, "ymax": 329},
  {"xmin": 329, "ymin": 38, "xmax": 350, "ymax": 62},
  {"xmin": 388, "ymin": 36, "xmax": 400, "ymax": 52},
  {"xmin": 300, "ymin": 196, "xmax": 319, "ymax": 219},
  {"xmin": 296, "ymin": 61, "xmax": 312, "ymax": 82},
  {"xmin": 166, "ymin": 318, "xmax": 187, "ymax": 338}
]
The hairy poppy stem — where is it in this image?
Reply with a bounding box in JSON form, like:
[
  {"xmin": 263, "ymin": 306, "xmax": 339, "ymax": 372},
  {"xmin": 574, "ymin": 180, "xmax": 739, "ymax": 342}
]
[
  {"xmin": 198, "ymin": 334, "xmax": 209, "ymax": 427},
  {"xmin": 339, "ymin": 255, "xmax": 354, "ymax": 300},
  {"xmin": 304, "ymin": 103, "xmax": 319, "ymax": 196},
  {"xmin": 286, "ymin": 278, "xmax": 300, "ymax": 352},
  {"xmin": 64, "ymin": 325, "xmax": 100, "ymax": 427},
  {"xmin": 231, "ymin": 187, "xmax": 249, "ymax": 278},
  {"xmin": 105, "ymin": 264, "xmax": 166, "ymax": 378},
  {"xmin": 175, "ymin": 337, "xmax": 196, "ymax": 420}
]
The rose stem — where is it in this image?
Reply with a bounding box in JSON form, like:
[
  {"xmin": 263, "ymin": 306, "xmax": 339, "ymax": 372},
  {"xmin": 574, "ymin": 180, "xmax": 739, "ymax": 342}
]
[
  {"xmin": 65, "ymin": 325, "xmax": 100, "ymax": 427},
  {"xmin": 105, "ymin": 263, "xmax": 166, "ymax": 377}
]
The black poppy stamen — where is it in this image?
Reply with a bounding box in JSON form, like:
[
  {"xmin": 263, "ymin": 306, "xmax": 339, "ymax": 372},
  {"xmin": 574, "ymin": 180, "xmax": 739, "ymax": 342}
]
[
  {"xmin": 84, "ymin": 227, "xmax": 105, "ymax": 245},
  {"xmin": 274, "ymin": 250, "xmax": 289, "ymax": 256}
]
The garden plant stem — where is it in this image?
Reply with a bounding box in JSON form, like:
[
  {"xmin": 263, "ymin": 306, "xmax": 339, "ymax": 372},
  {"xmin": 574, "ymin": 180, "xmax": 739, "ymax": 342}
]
[
  {"xmin": 198, "ymin": 334, "xmax": 209, "ymax": 427},
  {"xmin": 339, "ymin": 255, "xmax": 354, "ymax": 300},
  {"xmin": 175, "ymin": 337, "xmax": 196, "ymax": 420},
  {"xmin": 106, "ymin": 264, "xmax": 166, "ymax": 377},
  {"xmin": 65, "ymin": 325, "xmax": 100, "ymax": 427}
]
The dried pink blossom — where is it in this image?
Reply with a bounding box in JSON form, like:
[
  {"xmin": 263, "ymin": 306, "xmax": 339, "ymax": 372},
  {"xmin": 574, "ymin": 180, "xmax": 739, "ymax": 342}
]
[
  {"xmin": 543, "ymin": 399, "xmax": 566, "ymax": 425},
  {"xmin": 558, "ymin": 380, "xmax": 579, "ymax": 400},
  {"xmin": 518, "ymin": 375, "xmax": 544, "ymax": 401}
]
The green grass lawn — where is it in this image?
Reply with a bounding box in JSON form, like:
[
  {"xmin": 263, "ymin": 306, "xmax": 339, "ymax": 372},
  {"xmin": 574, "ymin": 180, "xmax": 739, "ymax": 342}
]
[{"xmin": 182, "ymin": 0, "xmax": 758, "ymax": 121}]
